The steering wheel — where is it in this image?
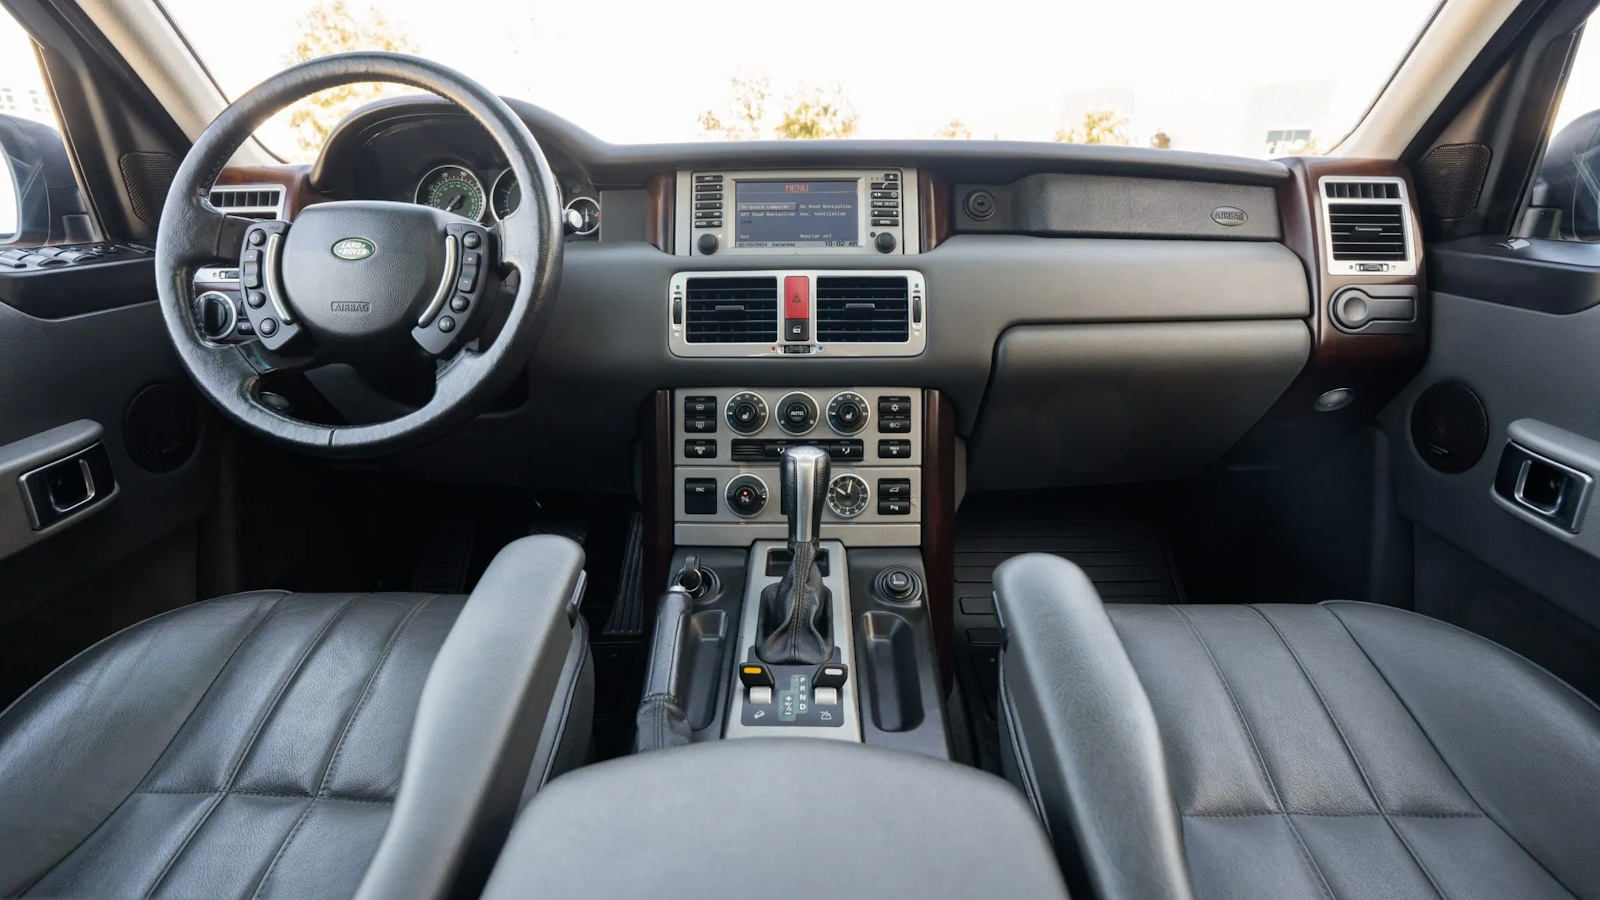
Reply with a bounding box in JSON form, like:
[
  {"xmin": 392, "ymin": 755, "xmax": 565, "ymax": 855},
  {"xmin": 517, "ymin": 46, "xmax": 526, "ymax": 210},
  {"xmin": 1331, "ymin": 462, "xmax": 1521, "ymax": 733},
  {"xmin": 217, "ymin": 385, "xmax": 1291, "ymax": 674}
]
[{"xmin": 154, "ymin": 52, "xmax": 563, "ymax": 458}]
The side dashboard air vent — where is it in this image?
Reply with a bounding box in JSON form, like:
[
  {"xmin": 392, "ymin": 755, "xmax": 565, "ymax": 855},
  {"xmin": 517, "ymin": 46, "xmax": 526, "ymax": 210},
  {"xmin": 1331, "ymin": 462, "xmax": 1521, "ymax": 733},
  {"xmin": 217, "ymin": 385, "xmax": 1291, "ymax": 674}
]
[
  {"xmin": 1327, "ymin": 203, "xmax": 1407, "ymax": 261},
  {"xmin": 207, "ymin": 185, "xmax": 285, "ymax": 220},
  {"xmin": 815, "ymin": 275, "xmax": 909, "ymax": 343},
  {"xmin": 684, "ymin": 276, "xmax": 778, "ymax": 343},
  {"xmin": 1324, "ymin": 181, "xmax": 1401, "ymax": 200},
  {"xmin": 1320, "ymin": 176, "xmax": 1413, "ymax": 276}
]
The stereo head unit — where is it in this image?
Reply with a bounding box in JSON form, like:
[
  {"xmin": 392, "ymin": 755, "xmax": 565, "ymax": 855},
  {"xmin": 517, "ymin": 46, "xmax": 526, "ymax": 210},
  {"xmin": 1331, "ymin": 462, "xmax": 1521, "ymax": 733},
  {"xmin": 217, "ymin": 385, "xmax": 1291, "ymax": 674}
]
[{"xmin": 675, "ymin": 168, "xmax": 919, "ymax": 257}]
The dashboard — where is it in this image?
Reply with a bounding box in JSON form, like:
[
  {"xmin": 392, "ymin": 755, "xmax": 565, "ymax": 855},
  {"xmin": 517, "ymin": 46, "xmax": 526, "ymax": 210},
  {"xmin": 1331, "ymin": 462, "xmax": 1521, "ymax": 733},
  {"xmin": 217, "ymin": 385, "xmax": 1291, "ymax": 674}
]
[{"xmin": 207, "ymin": 95, "xmax": 1428, "ymax": 500}]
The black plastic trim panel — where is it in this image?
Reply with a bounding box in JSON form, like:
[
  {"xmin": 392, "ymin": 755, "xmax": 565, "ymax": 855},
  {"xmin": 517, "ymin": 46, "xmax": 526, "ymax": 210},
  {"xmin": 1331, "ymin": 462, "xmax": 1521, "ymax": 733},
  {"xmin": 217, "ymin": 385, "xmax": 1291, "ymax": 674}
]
[
  {"xmin": 0, "ymin": 253, "xmax": 157, "ymax": 318},
  {"xmin": 1429, "ymin": 235, "xmax": 1600, "ymax": 314},
  {"xmin": 312, "ymin": 96, "xmax": 1292, "ymax": 191},
  {"xmin": 953, "ymin": 174, "xmax": 1281, "ymax": 240}
]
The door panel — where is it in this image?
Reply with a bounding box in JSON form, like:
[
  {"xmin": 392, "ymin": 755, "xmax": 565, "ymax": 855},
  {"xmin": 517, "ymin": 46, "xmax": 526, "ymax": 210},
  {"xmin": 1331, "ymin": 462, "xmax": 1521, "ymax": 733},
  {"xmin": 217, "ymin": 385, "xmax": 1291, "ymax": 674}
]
[{"xmin": 1382, "ymin": 246, "xmax": 1600, "ymax": 637}]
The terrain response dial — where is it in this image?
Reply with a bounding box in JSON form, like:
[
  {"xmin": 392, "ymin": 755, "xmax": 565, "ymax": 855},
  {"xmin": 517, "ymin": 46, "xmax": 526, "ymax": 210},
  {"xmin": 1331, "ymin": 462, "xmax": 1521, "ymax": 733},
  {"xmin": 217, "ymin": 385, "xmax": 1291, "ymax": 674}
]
[
  {"xmin": 725, "ymin": 392, "xmax": 768, "ymax": 434},
  {"xmin": 725, "ymin": 474, "xmax": 769, "ymax": 518},
  {"xmin": 827, "ymin": 392, "xmax": 870, "ymax": 435}
]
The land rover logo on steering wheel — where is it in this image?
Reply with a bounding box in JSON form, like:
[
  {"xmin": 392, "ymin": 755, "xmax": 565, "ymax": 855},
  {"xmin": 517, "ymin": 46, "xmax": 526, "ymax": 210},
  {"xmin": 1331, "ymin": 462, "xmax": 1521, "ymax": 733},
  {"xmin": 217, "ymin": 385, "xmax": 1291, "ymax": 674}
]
[{"xmin": 331, "ymin": 238, "xmax": 375, "ymax": 260}]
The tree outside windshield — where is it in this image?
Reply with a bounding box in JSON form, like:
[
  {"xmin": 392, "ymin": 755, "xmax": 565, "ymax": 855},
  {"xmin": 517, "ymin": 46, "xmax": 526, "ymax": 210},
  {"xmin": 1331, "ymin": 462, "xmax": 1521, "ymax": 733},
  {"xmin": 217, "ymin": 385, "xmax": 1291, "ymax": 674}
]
[{"xmin": 154, "ymin": 0, "xmax": 1443, "ymax": 163}]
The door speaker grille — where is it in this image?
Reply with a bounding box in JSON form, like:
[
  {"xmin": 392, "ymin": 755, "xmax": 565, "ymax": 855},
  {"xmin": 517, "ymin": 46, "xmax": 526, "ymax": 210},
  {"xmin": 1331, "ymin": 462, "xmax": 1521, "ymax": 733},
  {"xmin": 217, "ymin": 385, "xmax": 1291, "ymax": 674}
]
[{"xmin": 1410, "ymin": 382, "xmax": 1489, "ymax": 474}]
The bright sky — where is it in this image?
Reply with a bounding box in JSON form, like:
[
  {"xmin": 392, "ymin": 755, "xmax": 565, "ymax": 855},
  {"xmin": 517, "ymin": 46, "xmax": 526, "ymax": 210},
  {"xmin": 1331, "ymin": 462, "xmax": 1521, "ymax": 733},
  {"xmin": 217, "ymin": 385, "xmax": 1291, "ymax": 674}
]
[{"xmin": 152, "ymin": 0, "xmax": 1445, "ymax": 160}]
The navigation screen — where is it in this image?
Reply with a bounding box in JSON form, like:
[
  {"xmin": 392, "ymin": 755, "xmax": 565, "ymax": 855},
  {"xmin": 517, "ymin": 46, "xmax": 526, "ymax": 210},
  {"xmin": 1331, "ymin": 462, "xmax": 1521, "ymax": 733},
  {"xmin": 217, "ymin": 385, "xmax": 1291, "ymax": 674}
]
[{"xmin": 733, "ymin": 180, "xmax": 860, "ymax": 249}]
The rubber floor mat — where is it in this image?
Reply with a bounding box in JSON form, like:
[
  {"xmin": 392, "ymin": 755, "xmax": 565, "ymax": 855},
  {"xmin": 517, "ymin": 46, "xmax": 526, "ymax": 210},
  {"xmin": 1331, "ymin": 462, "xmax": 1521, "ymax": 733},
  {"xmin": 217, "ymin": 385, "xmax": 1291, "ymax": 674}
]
[{"xmin": 952, "ymin": 488, "xmax": 1184, "ymax": 771}]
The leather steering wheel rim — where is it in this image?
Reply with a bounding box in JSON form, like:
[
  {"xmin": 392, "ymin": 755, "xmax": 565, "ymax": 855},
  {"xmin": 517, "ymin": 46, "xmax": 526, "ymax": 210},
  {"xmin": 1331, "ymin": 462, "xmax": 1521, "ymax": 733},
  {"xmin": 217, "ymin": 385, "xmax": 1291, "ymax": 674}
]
[{"xmin": 154, "ymin": 51, "xmax": 563, "ymax": 458}]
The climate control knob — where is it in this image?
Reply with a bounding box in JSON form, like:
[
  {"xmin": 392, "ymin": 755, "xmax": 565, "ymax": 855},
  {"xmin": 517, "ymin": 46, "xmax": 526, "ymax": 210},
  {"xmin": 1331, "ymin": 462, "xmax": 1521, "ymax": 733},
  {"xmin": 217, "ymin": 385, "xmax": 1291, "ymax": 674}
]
[
  {"xmin": 827, "ymin": 391, "xmax": 870, "ymax": 435},
  {"xmin": 725, "ymin": 391, "xmax": 768, "ymax": 434},
  {"xmin": 776, "ymin": 392, "xmax": 819, "ymax": 435},
  {"xmin": 725, "ymin": 474, "xmax": 768, "ymax": 518}
]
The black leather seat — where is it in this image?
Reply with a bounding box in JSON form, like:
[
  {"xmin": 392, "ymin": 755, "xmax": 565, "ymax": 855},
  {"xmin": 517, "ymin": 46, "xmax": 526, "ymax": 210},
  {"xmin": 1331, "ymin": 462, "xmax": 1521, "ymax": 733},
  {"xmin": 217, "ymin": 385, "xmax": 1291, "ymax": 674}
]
[
  {"xmin": 0, "ymin": 536, "xmax": 592, "ymax": 900},
  {"xmin": 994, "ymin": 553, "xmax": 1600, "ymax": 900}
]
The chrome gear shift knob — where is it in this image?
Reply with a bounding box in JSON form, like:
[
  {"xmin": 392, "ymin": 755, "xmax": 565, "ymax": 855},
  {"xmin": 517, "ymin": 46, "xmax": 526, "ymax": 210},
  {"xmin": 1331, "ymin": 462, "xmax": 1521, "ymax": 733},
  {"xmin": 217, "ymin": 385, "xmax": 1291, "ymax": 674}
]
[{"xmin": 781, "ymin": 445, "xmax": 830, "ymax": 546}]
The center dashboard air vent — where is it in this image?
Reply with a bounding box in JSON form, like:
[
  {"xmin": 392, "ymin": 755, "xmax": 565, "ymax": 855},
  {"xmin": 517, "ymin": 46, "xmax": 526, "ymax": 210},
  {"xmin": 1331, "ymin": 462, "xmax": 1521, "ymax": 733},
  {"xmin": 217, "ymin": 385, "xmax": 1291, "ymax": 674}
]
[
  {"xmin": 1320, "ymin": 177, "xmax": 1415, "ymax": 276},
  {"xmin": 684, "ymin": 276, "xmax": 779, "ymax": 343},
  {"xmin": 670, "ymin": 270, "xmax": 925, "ymax": 358},
  {"xmin": 815, "ymin": 275, "xmax": 910, "ymax": 343}
]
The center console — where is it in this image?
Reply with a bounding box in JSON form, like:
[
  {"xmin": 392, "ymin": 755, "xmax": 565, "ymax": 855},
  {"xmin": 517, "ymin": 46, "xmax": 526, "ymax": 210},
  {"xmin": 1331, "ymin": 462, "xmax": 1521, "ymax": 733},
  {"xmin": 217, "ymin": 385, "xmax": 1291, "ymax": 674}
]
[{"xmin": 637, "ymin": 386, "xmax": 947, "ymax": 759}]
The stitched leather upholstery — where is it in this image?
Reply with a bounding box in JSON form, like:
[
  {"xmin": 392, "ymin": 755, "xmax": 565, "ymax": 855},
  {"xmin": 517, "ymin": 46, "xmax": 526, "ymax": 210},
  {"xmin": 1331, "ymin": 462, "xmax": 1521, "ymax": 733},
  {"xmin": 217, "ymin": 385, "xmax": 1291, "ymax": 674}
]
[
  {"xmin": 996, "ymin": 553, "xmax": 1600, "ymax": 900},
  {"xmin": 0, "ymin": 588, "xmax": 588, "ymax": 899}
]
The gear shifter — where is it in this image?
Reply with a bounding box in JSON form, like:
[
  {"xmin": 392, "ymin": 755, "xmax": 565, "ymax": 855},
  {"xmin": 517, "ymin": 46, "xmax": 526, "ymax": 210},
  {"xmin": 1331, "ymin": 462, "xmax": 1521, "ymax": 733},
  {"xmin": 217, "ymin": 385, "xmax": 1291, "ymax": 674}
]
[{"xmin": 757, "ymin": 446, "xmax": 832, "ymax": 665}]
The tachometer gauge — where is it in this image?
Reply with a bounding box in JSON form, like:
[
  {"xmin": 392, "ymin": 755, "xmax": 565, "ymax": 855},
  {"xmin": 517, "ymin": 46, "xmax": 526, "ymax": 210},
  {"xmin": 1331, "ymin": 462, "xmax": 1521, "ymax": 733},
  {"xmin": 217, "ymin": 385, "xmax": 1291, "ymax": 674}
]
[
  {"xmin": 415, "ymin": 164, "xmax": 485, "ymax": 220},
  {"xmin": 490, "ymin": 169, "xmax": 522, "ymax": 220},
  {"xmin": 827, "ymin": 474, "xmax": 870, "ymax": 519}
]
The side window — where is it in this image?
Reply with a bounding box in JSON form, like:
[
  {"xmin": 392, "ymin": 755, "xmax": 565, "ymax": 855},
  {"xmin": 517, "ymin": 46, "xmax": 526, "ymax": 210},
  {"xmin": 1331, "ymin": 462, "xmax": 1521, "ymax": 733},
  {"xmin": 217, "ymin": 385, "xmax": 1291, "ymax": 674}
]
[
  {"xmin": 1522, "ymin": 21, "xmax": 1600, "ymax": 241},
  {"xmin": 0, "ymin": 6, "xmax": 86, "ymax": 247}
]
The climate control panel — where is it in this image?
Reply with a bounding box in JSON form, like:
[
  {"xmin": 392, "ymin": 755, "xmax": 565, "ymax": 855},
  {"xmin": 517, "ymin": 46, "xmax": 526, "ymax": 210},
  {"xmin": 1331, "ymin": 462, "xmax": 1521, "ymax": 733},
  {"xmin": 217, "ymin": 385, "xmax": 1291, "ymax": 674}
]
[{"xmin": 674, "ymin": 387, "xmax": 922, "ymax": 547}]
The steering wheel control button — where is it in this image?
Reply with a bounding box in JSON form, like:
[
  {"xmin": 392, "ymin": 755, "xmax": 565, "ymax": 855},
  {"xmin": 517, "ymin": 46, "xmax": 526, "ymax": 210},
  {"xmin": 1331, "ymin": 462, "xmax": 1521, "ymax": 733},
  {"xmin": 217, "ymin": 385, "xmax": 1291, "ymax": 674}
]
[
  {"xmin": 879, "ymin": 440, "xmax": 912, "ymax": 460},
  {"xmin": 259, "ymin": 318, "xmax": 278, "ymax": 337},
  {"xmin": 827, "ymin": 392, "xmax": 870, "ymax": 435},
  {"xmin": 450, "ymin": 296, "xmax": 469, "ymax": 313},
  {"xmin": 438, "ymin": 316, "xmax": 456, "ymax": 333},
  {"xmin": 462, "ymin": 231, "xmax": 481, "ymax": 249},
  {"xmin": 724, "ymin": 392, "xmax": 768, "ymax": 434},
  {"xmin": 685, "ymin": 440, "xmax": 717, "ymax": 460},
  {"xmin": 725, "ymin": 474, "xmax": 769, "ymax": 518},
  {"xmin": 246, "ymin": 291, "xmax": 266, "ymax": 309},
  {"xmin": 684, "ymin": 478, "xmax": 718, "ymax": 516},
  {"xmin": 776, "ymin": 392, "xmax": 819, "ymax": 436},
  {"xmin": 739, "ymin": 663, "xmax": 775, "ymax": 689}
]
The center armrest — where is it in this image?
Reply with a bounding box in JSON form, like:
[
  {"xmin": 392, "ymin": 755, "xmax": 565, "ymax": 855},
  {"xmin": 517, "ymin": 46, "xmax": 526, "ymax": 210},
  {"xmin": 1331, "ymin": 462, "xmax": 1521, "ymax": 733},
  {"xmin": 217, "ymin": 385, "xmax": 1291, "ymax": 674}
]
[{"xmin": 481, "ymin": 739, "xmax": 1070, "ymax": 899}]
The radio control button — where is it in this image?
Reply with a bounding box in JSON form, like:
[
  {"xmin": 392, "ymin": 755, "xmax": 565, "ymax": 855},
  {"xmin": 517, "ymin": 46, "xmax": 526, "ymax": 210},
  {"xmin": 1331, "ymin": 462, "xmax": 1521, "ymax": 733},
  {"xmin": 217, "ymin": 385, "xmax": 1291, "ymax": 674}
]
[{"xmin": 694, "ymin": 174, "xmax": 723, "ymax": 183}]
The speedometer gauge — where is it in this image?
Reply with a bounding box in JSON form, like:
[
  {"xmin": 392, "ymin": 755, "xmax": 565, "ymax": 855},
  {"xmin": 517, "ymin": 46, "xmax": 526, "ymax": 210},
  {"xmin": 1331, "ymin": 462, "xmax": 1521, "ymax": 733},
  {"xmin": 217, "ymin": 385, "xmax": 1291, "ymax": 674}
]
[{"xmin": 415, "ymin": 165, "xmax": 485, "ymax": 221}]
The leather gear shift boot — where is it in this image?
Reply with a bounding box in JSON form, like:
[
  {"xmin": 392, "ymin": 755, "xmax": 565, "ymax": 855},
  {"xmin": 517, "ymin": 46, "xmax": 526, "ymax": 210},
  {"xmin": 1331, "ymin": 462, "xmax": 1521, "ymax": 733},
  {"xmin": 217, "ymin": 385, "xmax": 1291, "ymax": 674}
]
[{"xmin": 758, "ymin": 541, "xmax": 831, "ymax": 665}]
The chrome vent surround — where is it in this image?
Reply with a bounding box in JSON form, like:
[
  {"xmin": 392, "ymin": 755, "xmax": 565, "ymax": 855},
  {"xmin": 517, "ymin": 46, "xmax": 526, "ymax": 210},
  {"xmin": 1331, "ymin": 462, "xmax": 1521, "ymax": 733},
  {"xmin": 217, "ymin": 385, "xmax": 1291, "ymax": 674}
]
[
  {"xmin": 1318, "ymin": 176, "xmax": 1415, "ymax": 277},
  {"xmin": 669, "ymin": 270, "xmax": 926, "ymax": 358},
  {"xmin": 815, "ymin": 276, "xmax": 910, "ymax": 343},
  {"xmin": 683, "ymin": 276, "xmax": 779, "ymax": 344},
  {"xmin": 207, "ymin": 185, "xmax": 285, "ymax": 220}
]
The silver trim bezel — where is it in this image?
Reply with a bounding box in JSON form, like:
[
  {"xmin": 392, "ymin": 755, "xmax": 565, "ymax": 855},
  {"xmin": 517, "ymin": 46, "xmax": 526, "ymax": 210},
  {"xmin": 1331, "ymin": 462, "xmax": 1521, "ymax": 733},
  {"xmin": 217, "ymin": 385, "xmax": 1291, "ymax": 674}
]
[
  {"xmin": 1318, "ymin": 175, "xmax": 1418, "ymax": 278},
  {"xmin": 723, "ymin": 540, "xmax": 861, "ymax": 742},
  {"xmin": 194, "ymin": 290, "xmax": 238, "ymax": 342},
  {"xmin": 669, "ymin": 269, "xmax": 926, "ymax": 359},
  {"xmin": 827, "ymin": 473, "xmax": 871, "ymax": 519},
  {"xmin": 415, "ymin": 164, "xmax": 487, "ymax": 222},
  {"xmin": 675, "ymin": 168, "xmax": 919, "ymax": 257},
  {"xmin": 565, "ymin": 196, "xmax": 600, "ymax": 235},
  {"xmin": 205, "ymin": 184, "xmax": 286, "ymax": 220}
]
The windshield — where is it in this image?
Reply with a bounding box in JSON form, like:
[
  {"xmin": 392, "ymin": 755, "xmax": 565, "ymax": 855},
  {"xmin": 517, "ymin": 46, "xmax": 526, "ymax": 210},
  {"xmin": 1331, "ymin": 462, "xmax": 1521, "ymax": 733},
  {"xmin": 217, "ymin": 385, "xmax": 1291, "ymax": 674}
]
[{"xmin": 158, "ymin": 0, "xmax": 1443, "ymax": 163}]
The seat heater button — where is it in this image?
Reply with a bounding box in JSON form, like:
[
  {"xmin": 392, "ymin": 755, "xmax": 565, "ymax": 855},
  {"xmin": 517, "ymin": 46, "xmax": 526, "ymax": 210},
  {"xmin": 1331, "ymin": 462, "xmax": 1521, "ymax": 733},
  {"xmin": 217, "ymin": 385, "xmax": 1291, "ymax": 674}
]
[{"xmin": 815, "ymin": 687, "xmax": 838, "ymax": 707}]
